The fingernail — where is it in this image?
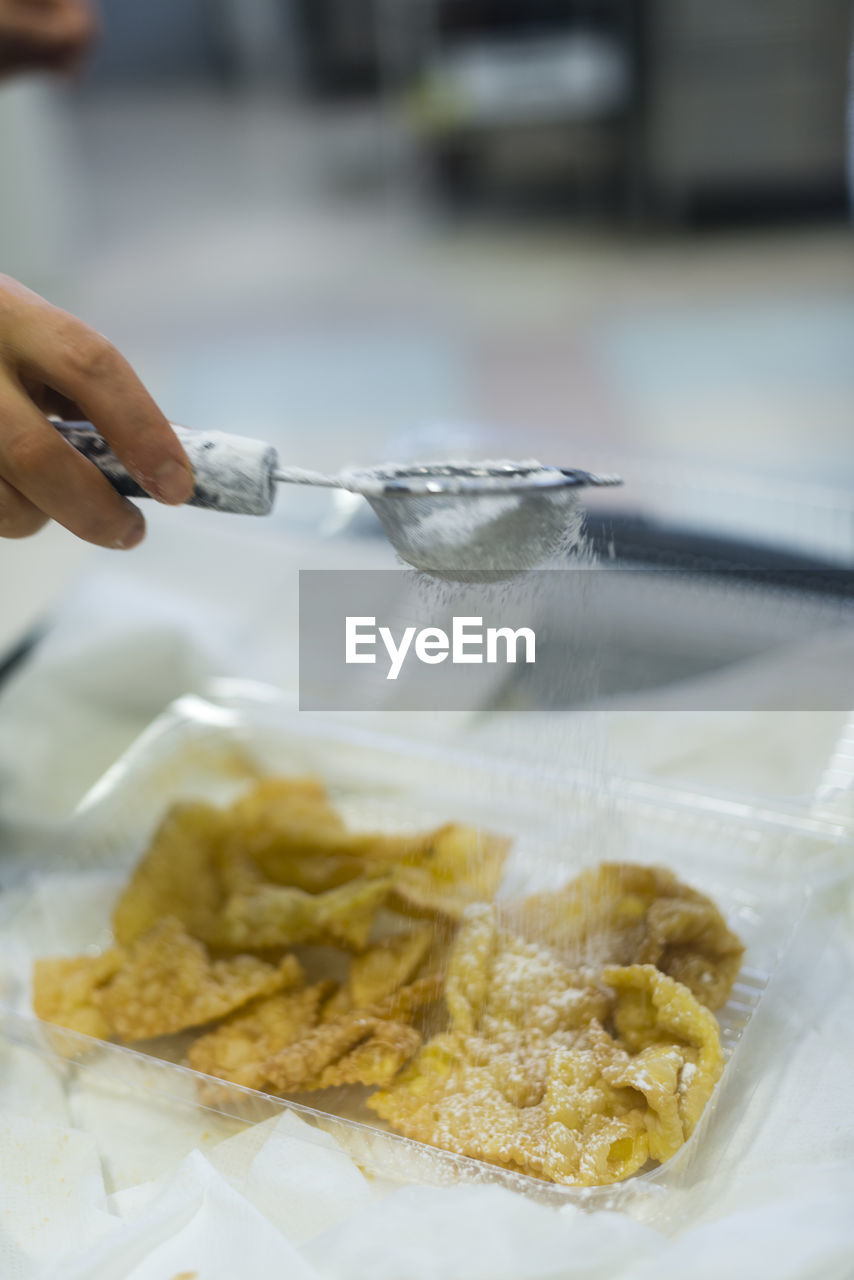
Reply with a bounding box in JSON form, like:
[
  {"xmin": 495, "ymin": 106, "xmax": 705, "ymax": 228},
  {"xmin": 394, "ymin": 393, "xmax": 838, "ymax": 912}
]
[
  {"xmin": 151, "ymin": 459, "xmax": 194, "ymax": 505},
  {"xmin": 115, "ymin": 506, "xmax": 146, "ymax": 550}
]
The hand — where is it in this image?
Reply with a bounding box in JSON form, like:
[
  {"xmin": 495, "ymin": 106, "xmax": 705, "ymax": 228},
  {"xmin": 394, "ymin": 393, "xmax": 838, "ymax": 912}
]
[
  {"xmin": 0, "ymin": 0, "xmax": 97, "ymax": 75},
  {"xmin": 0, "ymin": 275, "xmax": 194, "ymax": 548}
]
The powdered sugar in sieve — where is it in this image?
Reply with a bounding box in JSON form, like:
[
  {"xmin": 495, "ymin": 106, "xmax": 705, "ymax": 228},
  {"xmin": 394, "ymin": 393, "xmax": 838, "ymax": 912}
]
[{"xmin": 335, "ymin": 461, "xmax": 620, "ymax": 577}]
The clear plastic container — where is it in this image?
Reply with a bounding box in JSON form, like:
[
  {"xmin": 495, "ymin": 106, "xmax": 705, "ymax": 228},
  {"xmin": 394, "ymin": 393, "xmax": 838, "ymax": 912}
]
[{"xmin": 1, "ymin": 680, "xmax": 846, "ymax": 1215}]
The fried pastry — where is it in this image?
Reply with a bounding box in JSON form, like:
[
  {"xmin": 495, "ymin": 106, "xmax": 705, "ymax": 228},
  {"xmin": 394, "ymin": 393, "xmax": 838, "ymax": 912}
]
[
  {"xmin": 32, "ymin": 949, "xmax": 124, "ymax": 1040},
  {"xmin": 96, "ymin": 918, "xmax": 302, "ymax": 1041},
  {"xmin": 369, "ymin": 911, "xmax": 724, "ymax": 1186},
  {"xmin": 249, "ymin": 975, "xmax": 440, "ymax": 1093},
  {"xmin": 216, "ymin": 875, "xmax": 393, "ymax": 952},
  {"xmin": 261, "ymin": 1010, "xmax": 422, "ymax": 1092},
  {"xmin": 112, "ymin": 801, "xmax": 395, "ymax": 953},
  {"xmin": 193, "ymin": 974, "xmax": 440, "ymax": 1094},
  {"xmin": 228, "ymin": 776, "xmax": 433, "ymax": 891},
  {"xmin": 634, "ymin": 896, "xmax": 744, "ymax": 1012},
  {"xmin": 445, "ymin": 904, "xmax": 610, "ymax": 1040},
  {"xmin": 112, "ymin": 784, "xmax": 485, "ymax": 955},
  {"xmin": 322, "ymin": 924, "xmax": 436, "ymax": 1019},
  {"xmin": 604, "ymin": 962, "xmax": 723, "ymax": 1137},
  {"xmin": 188, "ymin": 980, "xmax": 337, "ymax": 1087},
  {"xmin": 516, "ymin": 863, "xmax": 744, "ymax": 1009},
  {"xmin": 368, "ymin": 1025, "xmax": 652, "ymax": 1185},
  {"xmin": 390, "ymin": 825, "xmax": 510, "ymax": 921},
  {"xmin": 34, "ymin": 767, "xmax": 742, "ymax": 1190},
  {"xmin": 112, "ymin": 801, "xmax": 229, "ymax": 946}
]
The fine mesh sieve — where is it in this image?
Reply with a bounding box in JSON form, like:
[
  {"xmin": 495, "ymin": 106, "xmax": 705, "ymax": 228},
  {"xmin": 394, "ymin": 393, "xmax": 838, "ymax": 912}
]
[{"xmin": 327, "ymin": 462, "xmax": 622, "ymax": 574}]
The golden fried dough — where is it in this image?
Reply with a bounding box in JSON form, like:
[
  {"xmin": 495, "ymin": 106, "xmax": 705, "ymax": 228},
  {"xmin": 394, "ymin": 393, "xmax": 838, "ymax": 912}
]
[
  {"xmin": 188, "ymin": 972, "xmax": 440, "ymax": 1094},
  {"xmin": 604, "ymin": 963, "xmax": 723, "ymax": 1136},
  {"xmin": 188, "ymin": 980, "xmax": 336, "ymax": 1087},
  {"xmin": 255, "ymin": 975, "xmax": 441, "ymax": 1093},
  {"xmin": 227, "ymin": 776, "xmax": 434, "ymax": 889},
  {"xmin": 216, "ymin": 876, "xmax": 392, "ymax": 952},
  {"xmin": 112, "ymin": 802, "xmax": 229, "ymax": 946},
  {"xmin": 34, "ymin": 766, "xmax": 741, "ymax": 1190},
  {"xmin": 322, "ymin": 925, "xmax": 436, "ymax": 1019},
  {"xmin": 635, "ymin": 897, "xmax": 744, "ymax": 1012},
  {"xmin": 264, "ymin": 1012, "xmax": 422, "ymax": 1092},
  {"xmin": 112, "ymin": 783, "xmax": 473, "ymax": 954},
  {"xmin": 96, "ymin": 918, "xmax": 302, "ymax": 1041},
  {"xmin": 112, "ymin": 802, "xmax": 395, "ymax": 953},
  {"xmin": 445, "ymin": 905, "xmax": 610, "ymax": 1039},
  {"xmin": 32, "ymin": 949, "xmax": 123, "ymax": 1040},
  {"xmin": 390, "ymin": 825, "xmax": 510, "ymax": 921},
  {"xmin": 517, "ymin": 863, "xmax": 744, "ymax": 1009},
  {"xmin": 309, "ymin": 1021, "xmax": 421, "ymax": 1088},
  {"xmin": 227, "ymin": 777, "xmax": 361, "ymax": 893},
  {"xmin": 369, "ymin": 915, "xmax": 724, "ymax": 1186}
]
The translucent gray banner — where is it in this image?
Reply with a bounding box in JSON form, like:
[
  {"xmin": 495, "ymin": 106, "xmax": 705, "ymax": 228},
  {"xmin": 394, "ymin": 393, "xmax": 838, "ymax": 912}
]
[{"xmin": 298, "ymin": 569, "xmax": 854, "ymax": 712}]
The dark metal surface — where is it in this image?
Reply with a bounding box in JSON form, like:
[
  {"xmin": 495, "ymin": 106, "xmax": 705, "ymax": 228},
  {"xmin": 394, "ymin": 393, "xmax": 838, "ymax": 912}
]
[{"xmin": 584, "ymin": 511, "xmax": 854, "ymax": 595}]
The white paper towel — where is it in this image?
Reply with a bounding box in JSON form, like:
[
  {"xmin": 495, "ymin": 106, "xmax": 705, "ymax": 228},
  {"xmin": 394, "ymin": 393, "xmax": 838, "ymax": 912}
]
[
  {"xmin": 0, "ymin": 1114, "xmax": 117, "ymax": 1280},
  {"xmin": 56, "ymin": 1150, "xmax": 323, "ymax": 1280},
  {"xmin": 306, "ymin": 1185, "xmax": 660, "ymax": 1280}
]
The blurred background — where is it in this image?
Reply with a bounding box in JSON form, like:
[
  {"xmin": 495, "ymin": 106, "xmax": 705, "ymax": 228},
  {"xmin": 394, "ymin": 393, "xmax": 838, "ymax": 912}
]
[{"xmin": 1, "ymin": 0, "xmax": 853, "ymax": 649}]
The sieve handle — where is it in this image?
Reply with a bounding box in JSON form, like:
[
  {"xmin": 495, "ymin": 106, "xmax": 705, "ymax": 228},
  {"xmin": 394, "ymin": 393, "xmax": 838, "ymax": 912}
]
[{"xmin": 52, "ymin": 421, "xmax": 279, "ymax": 516}]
